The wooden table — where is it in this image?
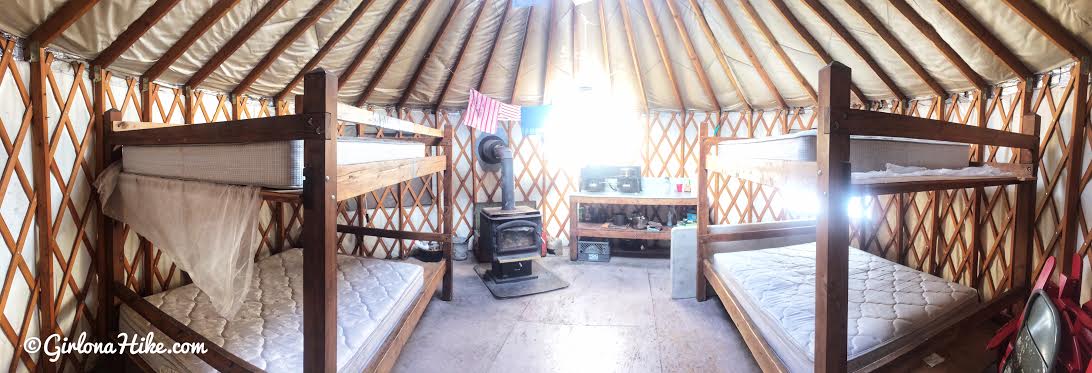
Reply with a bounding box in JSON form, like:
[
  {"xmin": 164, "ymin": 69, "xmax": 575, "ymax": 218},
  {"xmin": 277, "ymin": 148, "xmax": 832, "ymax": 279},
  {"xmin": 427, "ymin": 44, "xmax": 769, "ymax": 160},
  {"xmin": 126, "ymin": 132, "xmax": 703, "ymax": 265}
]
[{"xmin": 569, "ymin": 190, "xmax": 698, "ymax": 260}]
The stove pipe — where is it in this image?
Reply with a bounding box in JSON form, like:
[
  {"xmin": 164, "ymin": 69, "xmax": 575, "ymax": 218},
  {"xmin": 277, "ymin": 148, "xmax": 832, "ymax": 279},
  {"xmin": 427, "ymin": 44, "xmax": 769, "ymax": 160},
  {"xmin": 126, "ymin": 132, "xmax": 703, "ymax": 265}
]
[{"xmin": 478, "ymin": 135, "xmax": 515, "ymax": 211}]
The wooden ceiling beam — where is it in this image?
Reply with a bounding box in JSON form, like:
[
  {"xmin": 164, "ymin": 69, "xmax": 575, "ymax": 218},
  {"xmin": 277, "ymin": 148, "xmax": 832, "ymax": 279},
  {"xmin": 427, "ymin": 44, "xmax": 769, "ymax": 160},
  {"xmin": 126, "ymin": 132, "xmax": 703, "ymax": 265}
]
[
  {"xmin": 506, "ymin": 6, "xmax": 535, "ymax": 104},
  {"xmin": 616, "ymin": 0, "xmax": 649, "ymax": 112},
  {"xmin": 92, "ymin": 0, "xmax": 181, "ymax": 67},
  {"xmin": 799, "ymin": 0, "xmax": 907, "ymax": 102},
  {"xmin": 397, "ymin": 0, "xmax": 462, "ymax": 108},
  {"xmin": 711, "ymin": 0, "xmax": 787, "ymax": 108},
  {"xmin": 597, "ymin": 0, "xmax": 613, "ymax": 92},
  {"xmin": 470, "ymin": 1, "xmax": 513, "ymax": 93},
  {"xmin": 537, "ymin": 0, "xmax": 561, "ymax": 106},
  {"xmin": 638, "ymin": 0, "xmax": 686, "ymax": 111},
  {"xmin": 144, "ymin": 0, "xmax": 239, "ymax": 82},
  {"xmin": 737, "ymin": 0, "xmax": 816, "ymax": 104},
  {"xmin": 28, "ymin": 0, "xmax": 101, "ymax": 46},
  {"xmin": 664, "ymin": 0, "xmax": 720, "ymax": 111},
  {"xmin": 355, "ymin": 0, "xmax": 437, "ymax": 106},
  {"xmin": 1001, "ymin": 0, "xmax": 1090, "ymax": 58},
  {"xmin": 339, "ymin": 0, "xmax": 413, "ymax": 91},
  {"xmin": 767, "ymin": 0, "xmax": 865, "ymax": 103},
  {"xmin": 686, "ymin": 0, "xmax": 748, "ymax": 111},
  {"xmin": 187, "ymin": 0, "xmax": 289, "ymax": 88},
  {"xmin": 277, "ymin": 0, "xmax": 376, "ymax": 102},
  {"xmin": 844, "ymin": 0, "xmax": 945, "ymax": 97},
  {"xmin": 433, "ymin": 0, "xmax": 489, "ymax": 108},
  {"xmin": 935, "ymin": 0, "xmax": 1031, "ymax": 78},
  {"xmin": 888, "ymin": 0, "xmax": 987, "ymax": 92},
  {"xmin": 232, "ymin": 0, "xmax": 337, "ymax": 96}
]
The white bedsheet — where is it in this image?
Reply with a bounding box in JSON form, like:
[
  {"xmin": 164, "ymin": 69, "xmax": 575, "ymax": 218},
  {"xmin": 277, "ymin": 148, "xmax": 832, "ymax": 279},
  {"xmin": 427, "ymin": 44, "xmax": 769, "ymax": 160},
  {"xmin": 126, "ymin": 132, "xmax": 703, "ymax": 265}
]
[
  {"xmin": 119, "ymin": 249, "xmax": 425, "ymax": 372},
  {"xmin": 715, "ymin": 130, "xmax": 971, "ymax": 172},
  {"xmin": 97, "ymin": 165, "xmax": 262, "ymax": 318},
  {"xmin": 711, "ymin": 243, "xmax": 979, "ymax": 372}
]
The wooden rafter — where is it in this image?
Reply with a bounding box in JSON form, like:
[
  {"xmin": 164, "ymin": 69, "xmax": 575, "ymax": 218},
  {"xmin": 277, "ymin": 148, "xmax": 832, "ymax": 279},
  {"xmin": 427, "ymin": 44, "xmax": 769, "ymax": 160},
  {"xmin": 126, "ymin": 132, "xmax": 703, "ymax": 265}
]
[
  {"xmin": 355, "ymin": 0, "xmax": 437, "ymax": 106},
  {"xmin": 736, "ymin": 0, "xmax": 816, "ymax": 104},
  {"xmin": 935, "ymin": 0, "xmax": 1031, "ymax": 78},
  {"xmin": 232, "ymin": 0, "xmax": 337, "ymax": 96},
  {"xmin": 1001, "ymin": 0, "xmax": 1090, "ymax": 58},
  {"xmin": 663, "ymin": 0, "xmax": 719, "ymax": 111},
  {"xmin": 506, "ymin": 5, "xmax": 537, "ymax": 104},
  {"xmin": 28, "ymin": 0, "xmax": 100, "ymax": 45},
  {"xmin": 685, "ymin": 0, "xmax": 748, "ymax": 111},
  {"xmin": 596, "ymin": 0, "xmax": 613, "ymax": 91},
  {"xmin": 638, "ymin": 0, "xmax": 685, "ymax": 110},
  {"xmin": 276, "ymin": 0, "xmax": 376, "ymax": 101},
  {"xmin": 338, "ymin": 0, "xmax": 413, "ymax": 91},
  {"xmin": 434, "ymin": 0, "xmax": 489, "ymax": 108},
  {"xmin": 799, "ymin": 0, "xmax": 907, "ymax": 102},
  {"xmin": 767, "ymin": 0, "xmax": 865, "ymax": 103},
  {"xmin": 536, "ymin": 0, "xmax": 560, "ymax": 105},
  {"xmin": 187, "ymin": 0, "xmax": 289, "ymax": 88},
  {"xmin": 844, "ymin": 0, "xmax": 945, "ymax": 97},
  {"xmin": 888, "ymin": 0, "xmax": 987, "ymax": 92},
  {"xmin": 397, "ymin": 1, "xmax": 461, "ymax": 108},
  {"xmin": 616, "ymin": 0, "xmax": 649, "ymax": 112},
  {"xmin": 92, "ymin": 0, "xmax": 180, "ymax": 67},
  {"xmin": 144, "ymin": 0, "xmax": 239, "ymax": 82},
  {"xmin": 470, "ymin": 0, "xmax": 513, "ymax": 93},
  {"xmin": 710, "ymin": 0, "xmax": 787, "ymax": 108}
]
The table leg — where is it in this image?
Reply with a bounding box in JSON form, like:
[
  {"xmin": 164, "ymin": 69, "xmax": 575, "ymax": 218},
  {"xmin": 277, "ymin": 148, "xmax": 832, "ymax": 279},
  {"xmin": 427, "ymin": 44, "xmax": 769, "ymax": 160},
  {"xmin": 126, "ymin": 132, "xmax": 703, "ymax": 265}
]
[{"xmin": 570, "ymin": 199, "xmax": 578, "ymax": 261}]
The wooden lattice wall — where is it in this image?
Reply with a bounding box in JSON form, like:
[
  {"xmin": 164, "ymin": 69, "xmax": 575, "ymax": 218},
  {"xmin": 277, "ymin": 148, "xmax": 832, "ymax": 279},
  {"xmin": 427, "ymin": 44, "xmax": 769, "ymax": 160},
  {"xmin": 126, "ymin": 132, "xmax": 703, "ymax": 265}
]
[{"xmin": 2, "ymin": 41, "xmax": 1091, "ymax": 371}]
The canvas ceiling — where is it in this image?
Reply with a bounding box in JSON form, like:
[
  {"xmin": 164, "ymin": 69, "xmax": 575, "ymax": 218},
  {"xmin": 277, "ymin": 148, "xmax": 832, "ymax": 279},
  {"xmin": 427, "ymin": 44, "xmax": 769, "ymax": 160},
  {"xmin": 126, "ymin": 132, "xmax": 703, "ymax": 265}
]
[{"xmin": 0, "ymin": 0, "xmax": 1088, "ymax": 111}]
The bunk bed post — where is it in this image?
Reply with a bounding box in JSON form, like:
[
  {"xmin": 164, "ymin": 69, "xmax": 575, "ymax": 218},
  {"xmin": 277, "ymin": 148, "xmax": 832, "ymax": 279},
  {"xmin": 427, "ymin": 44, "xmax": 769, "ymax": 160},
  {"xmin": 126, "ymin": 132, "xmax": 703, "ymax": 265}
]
[
  {"xmin": 1011, "ymin": 112, "xmax": 1040, "ymax": 294},
  {"xmin": 100, "ymin": 109, "xmax": 125, "ymax": 360},
  {"xmin": 815, "ymin": 62, "xmax": 852, "ymax": 373},
  {"xmin": 300, "ymin": 68, "xmax": 339, "ymax": 372},
  {"xmin": 696, "ymin": 119, "xmax": 710, "ymax": 301},
  {"xmin": 442, "ymin": 123, "xmax": 454, "ymax": 301}
]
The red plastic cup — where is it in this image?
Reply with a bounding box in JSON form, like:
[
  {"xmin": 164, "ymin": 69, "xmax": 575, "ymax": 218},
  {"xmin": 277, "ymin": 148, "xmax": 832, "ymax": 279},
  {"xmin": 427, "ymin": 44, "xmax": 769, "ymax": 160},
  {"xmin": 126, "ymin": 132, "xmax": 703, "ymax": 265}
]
[{"xmin": 676, "ymin": 183, "xmax": 683, "ymax": 192}]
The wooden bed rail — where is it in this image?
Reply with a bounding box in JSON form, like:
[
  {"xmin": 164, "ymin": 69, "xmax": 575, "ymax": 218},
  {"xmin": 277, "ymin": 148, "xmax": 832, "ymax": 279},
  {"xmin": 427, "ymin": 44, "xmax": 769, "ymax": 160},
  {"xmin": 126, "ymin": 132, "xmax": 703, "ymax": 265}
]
[
  {"xmin": 337, "ymin": 225, "xmax": 451, "ymax": 243},
  {"xmin": 106, "ymin": 113, "xmax": 332, "ymax": 146},
  {"xmin": 335, "ymin": 103, "xmax": 443, "ymax": 138},
  {"xmin": 699, "ymin": 112, "xmax": 1040, "ymax": 151},
  {"xmin": 699, "ymin": 225, "xmax": 816, "ymax": 244}
]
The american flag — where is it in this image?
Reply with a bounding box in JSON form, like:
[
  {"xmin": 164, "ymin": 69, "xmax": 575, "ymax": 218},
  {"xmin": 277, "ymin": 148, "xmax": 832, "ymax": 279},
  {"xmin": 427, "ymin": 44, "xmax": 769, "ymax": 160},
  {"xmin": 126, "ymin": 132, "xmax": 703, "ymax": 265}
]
[{"xmin": 465, "ymin": 89, "xmax": 520, "ymax": 133}]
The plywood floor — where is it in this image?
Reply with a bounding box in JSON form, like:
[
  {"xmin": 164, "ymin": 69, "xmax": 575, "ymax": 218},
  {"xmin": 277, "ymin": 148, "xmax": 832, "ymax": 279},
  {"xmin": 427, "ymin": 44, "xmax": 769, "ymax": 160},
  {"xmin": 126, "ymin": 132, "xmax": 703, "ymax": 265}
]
[{"xmin": 394, "ymin": 255, "xmax": 997, "ymax": 373}]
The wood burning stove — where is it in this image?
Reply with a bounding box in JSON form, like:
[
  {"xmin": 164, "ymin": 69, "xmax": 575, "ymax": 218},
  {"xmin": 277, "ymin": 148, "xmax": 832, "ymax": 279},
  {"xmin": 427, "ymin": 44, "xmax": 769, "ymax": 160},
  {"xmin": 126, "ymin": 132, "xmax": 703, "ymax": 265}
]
[
  {"xmin": 475, "ymin": 135, "xmax": 544, "ymax": 282},
  {"xmin": 477, "ymin": 206, "xmax": 541, "ymax": 280}
]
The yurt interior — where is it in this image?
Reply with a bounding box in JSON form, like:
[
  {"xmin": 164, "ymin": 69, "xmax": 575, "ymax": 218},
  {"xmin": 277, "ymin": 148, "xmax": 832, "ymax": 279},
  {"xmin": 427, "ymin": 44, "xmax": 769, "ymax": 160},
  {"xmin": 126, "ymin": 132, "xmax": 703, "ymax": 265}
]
[{"xmin": 0, "ymin": 0, "xmax": 1089, "ymax": 372}]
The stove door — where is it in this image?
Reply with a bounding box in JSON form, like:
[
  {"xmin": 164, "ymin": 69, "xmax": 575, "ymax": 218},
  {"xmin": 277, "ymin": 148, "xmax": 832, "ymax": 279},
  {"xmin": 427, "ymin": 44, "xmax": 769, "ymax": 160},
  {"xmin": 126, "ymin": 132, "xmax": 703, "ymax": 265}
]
[{"xmin": 493, "ymin": 220, "xmax": 541, "ymax": 260}]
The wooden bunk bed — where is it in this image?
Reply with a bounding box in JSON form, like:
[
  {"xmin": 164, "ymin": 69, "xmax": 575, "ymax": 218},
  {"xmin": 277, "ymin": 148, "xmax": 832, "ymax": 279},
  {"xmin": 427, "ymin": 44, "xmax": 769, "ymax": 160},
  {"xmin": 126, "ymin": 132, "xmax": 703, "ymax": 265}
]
[
  {"xmin": 98, "ymin": 69, "xmax": 453, "ymax": 372},
  {"xmin": 696, "ymin": 62, "xmax": 1040, "ymax": 372}
]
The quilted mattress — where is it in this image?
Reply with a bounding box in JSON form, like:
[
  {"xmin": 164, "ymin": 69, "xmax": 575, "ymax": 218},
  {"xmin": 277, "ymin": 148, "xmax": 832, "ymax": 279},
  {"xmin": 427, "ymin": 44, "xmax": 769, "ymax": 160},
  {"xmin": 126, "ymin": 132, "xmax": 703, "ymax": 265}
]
[
  {"xmin": 122, "ymin": 138, "xmax": 425, "ymax": 189},
  {"xmin": 711, "ymin": 243, "xmax": 979, "ymax": 372},
  {"xmin": 119, "ymin": 249, "xmax": 425, "ymax": 372},
  {"xmin": 715, "ymin": 130, "xmax": 970, "ymax": 172}
]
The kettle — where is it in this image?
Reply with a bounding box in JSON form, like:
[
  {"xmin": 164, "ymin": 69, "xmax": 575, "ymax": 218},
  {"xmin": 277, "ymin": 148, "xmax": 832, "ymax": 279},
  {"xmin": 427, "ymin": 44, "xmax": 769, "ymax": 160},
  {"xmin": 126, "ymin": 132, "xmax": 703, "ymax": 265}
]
[{"xmin": 631, "ymin": 215, "xmax": 648, "ymax": 230}]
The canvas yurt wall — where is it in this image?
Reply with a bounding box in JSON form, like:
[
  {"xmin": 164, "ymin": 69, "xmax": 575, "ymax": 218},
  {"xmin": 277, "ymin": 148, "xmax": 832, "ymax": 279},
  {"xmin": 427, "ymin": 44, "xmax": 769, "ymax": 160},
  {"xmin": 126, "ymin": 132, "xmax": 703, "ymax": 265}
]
[{"xmin": 0, "ymin": 0, "xmax": 1090, "ymax": 370}]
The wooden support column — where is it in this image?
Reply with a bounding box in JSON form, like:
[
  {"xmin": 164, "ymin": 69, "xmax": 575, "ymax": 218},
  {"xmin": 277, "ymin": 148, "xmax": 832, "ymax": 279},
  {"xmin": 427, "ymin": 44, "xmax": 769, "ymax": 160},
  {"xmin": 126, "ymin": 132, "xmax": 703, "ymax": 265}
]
[
  {"xmin": 301, "ymin": 69, "xmax": 338, "ymax": 372},
  {"xmin": 183, "ymin": 87, "xmax": 195, "ymax": 124},
  {"xmin": 1059, "ymin": 58, "xmax": 1089, "ymax": 272},
  {"xmin": 29, "ymin": 46, "xmax": 56, "ymax": 373},
  {"xmin": 139, "ymin": 78, "xmax": 155, "ymax": 295},
  {"xmin": 815, "ymin": 62, "xmax": 852, "ymax": 373},
  {"xmin": 1012, "ymin": 75, "xmax": 1041, "ymax": 293},
  {"xmin": 100, "ymin": 109, "xmax": 126, "ymax": 370},
  {"xmin": 696, "ymin": 119, "xmax": 710, "ymax": 301},
  {"xmin": 442, "ymin": 124, "xmax": 454, "ymax": 301}
]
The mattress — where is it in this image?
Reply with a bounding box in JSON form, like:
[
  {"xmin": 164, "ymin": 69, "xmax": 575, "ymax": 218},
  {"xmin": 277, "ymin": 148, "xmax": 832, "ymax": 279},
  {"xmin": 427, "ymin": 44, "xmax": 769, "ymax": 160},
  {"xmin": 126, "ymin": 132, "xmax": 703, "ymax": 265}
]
[
  {"xmin": 122, "ymin": 138, "xmax": 425, "ymax": 189},
  {"xmin": 711, "ymin": 243, "xmax": 979, "ymax": 372},
  {"xmin": 716, "ymin": 130, "xmax": 970, "ymax": 172},
  {"xmin": 119, "ymin": 248, "xmax": 425, "ymax": 372}
]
